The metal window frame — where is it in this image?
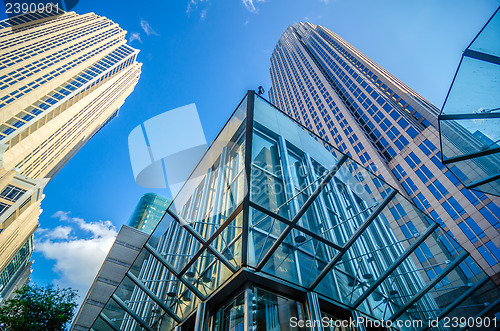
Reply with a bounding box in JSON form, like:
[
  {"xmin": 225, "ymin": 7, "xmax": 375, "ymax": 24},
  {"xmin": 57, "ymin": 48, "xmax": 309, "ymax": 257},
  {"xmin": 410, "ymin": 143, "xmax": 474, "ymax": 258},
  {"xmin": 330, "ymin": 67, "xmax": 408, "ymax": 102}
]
[
  {"xmin": 126, "ymin": 271, "xmax": 182, "ymax": 323},
  {"xmin": 254, "ymin": 154, "xmax": 349, "ymax": 271},
  {"xmin": 388, "ymin": 251, "xmax": 469, "ymax": 321},
  {"xmin": 309, "ymin": 189, "xmax": 397, "ymax": 290},
  {"xmin": 112, "ymin": 293, "xmax": 154, "ymax": 331},
  {"xmin": 352, "ymin": 222, "xmax": 440, "ymax": 308},
  {"xmin": 98, "ymin": 312, "xmax": 121, "ymax": 331}
]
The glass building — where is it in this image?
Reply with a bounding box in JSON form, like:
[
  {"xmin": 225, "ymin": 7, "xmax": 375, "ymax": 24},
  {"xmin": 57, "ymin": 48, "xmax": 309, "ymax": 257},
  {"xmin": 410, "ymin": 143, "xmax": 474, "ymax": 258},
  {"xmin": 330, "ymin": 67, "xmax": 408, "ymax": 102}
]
[
  {"xmin": 268, "ymin": 22, "xmax": 500, "ymax": 280},
  {"xmin": 129, "ymin": 194, "xmax": 171, "ymax": 234},
  {"xmin": 0, "ymin": 9, "xmax": 141, "ymax": 302},
  {"xmin": 75, "ymin": 92, "xmax": 499, "ymax": 331},
  {"xmin": 438, "ymin": 7, "xmax": 500, "ymax": 197}
]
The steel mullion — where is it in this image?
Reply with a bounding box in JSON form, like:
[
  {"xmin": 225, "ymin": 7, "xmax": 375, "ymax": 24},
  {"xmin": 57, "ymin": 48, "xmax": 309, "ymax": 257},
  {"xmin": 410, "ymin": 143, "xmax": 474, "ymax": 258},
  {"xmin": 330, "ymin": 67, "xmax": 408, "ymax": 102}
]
[
  {"xmin": 309, "ymin": 189, "xmax": 397, "ymax": 290},
  {"xmin": 466, "ymin": 172, "xmax": 500, "ymax": 189},
  {"xmin": 112, "ymin": 293, "xmax": 154, "ymax": 331},
  {"xmin": 439, "ymin": 112, "xmax": 500, "ymax": 121},
  {"xmin": 99, "ymin": 312, "xmax": 121, "ymax": 331},
  {"xmin": 442, "ymin": 146, "xmax": 500, "ymax": 164},
  {"xmin": 352, "ymin": 222, "xmax": 440, "ymax": 308},
  {"xmin": 144, "ymin": 243, "xmax": 205, "ymax": 299},
  {"xmin": 249, "ymin": 200, "xmax": 343, "ymax": 251},
  {"xmin": 242, "ymin": 90, "xmax": 255, "ymax": 267},
  {"xmin": 463, "ymin": 48, "xmax": 500, "ymax": 66},
  {"xmin": 388, "ymin": 251, "xmax": 469, "ymax": 321},
  {"xmin": 126, "ymin": 271, "xmax": 182, "ymax": 323},
  {"xmin": 255, "ymin": 154, "xmax": 348, "ymax": 271},
  {"xmin": 419, "ymin": 276, "xmax": 489, "ymax": 331},
  {"xmin": 171, "ymin": 205, "xmax": 242, "ymax": 275}
]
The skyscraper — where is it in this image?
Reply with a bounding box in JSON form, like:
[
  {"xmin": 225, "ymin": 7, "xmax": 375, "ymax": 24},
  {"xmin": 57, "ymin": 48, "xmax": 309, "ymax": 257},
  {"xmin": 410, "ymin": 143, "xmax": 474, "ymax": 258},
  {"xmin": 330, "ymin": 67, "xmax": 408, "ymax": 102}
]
[
  {"xmin": 268, "ymin": 22, "xmax": 500, "ymax": 282},
  {"xmin": 0, "ymin": 9, "xmax": 141, "ymax": 301},
  {"xmin": 128, "ymin": 193, "xmax": 171, "ymax": 234},
  {"xmin": 72, "ymin": 92, "xmax": 499, "ymax": 331}
]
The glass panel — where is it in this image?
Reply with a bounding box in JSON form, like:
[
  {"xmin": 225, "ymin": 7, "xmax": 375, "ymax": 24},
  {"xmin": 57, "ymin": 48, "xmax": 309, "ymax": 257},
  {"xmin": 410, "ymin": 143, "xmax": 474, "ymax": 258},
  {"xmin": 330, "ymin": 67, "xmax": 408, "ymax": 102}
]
[
  {"xmin": 187, "ymin": 248, "xmax": 233, "ymax": 298},
  {"xmin": 148, "ymin": 212, "xmax": 203, "ymax": 275},
  {"xmin": 468, "ymin": 8, "xmax": 500, "ymax": 57},
  {"xmin": 251, "ymin": 287, "xmax": 307, "ymax": 330},
  {"xmin": 114, "ymin": 276, "xmax": 160, "ymax": 328},
  {"xmin": 209, "ymin": 290, "xmax": 245, "ymax": 331},
  {"xmin": 100, "ymin": 298, "xmax": 140, "ymax": 331},
  {"xmin": 210, "ymin": 212, "xmax": 243, "ymax": 268},
  {"xmin": 92, "ymin": 315, "xmax": 116, "ymax": 331},
  {"xmin": 169, "ymin": 96, "xmax": 247, "ymax": 239}
]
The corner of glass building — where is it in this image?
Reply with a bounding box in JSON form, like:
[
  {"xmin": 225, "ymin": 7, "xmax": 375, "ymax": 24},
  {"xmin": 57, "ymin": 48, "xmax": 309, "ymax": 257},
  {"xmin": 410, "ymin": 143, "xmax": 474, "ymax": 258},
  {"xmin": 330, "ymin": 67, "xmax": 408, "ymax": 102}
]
[{"xmin": 74, "ymin": 91, "xmax": 500, "ymax": 331}]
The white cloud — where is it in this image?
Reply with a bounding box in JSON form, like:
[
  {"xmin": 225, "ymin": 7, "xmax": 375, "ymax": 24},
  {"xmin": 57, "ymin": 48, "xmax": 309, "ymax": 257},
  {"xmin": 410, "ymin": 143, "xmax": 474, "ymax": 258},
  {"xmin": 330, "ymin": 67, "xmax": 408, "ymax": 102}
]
[
  {"xmin": 129, "ymin": 32, "xmax": 142, "ymax": 43},
  {"xmin": 140, "ymin": 19, "xmax": 159, "ymax": 36},
  {"xmin": 186, "ymin": 0, "xmax": 209, "ymax": 20},
  {"xmin": 242, "ymin": 0, "xmax": 266, "ymax": 13},
  {"xmin": 48, "ymin": 226, "xmax": 72, "ymax": 240},
  {"xmin": 35, "ymin": 212, "xmax": 118, "ymax": 298}
]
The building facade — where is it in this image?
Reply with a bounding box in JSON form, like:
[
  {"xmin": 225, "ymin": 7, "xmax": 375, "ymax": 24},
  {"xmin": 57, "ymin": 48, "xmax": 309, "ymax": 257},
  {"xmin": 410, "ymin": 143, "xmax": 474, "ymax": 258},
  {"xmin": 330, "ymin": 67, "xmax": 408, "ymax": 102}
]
[
  {"xmin": 72, "ymin": 92, "xmax": 499, "ymax": 331},
  {"xmin": 0, "ymin": 9, "xmax": 141, "ymax": 301},
  {"xmin": 268, "ymin": 22, "xmax": 500, "ymax": 281},
  {"xmin": 128, "ymin": 194, "xmax": 171, "ymax": 234}
]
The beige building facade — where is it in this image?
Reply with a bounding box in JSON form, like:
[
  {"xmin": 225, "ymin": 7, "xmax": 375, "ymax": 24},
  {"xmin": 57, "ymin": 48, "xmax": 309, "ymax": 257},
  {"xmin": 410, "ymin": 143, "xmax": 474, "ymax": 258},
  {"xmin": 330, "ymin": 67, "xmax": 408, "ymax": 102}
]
[{"xmin": 0, "ymin": 9, "xmax": 141, "ymax": 300}]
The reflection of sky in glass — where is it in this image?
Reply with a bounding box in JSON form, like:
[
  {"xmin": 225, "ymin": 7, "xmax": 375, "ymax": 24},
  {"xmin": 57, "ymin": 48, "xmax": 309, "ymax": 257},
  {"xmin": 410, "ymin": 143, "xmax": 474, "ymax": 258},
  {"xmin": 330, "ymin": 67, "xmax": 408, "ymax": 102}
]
[
  {"xmin": 469, "ymin": 8, "xmax": 500, "ymax": 57},
  {"xmin": 439, "ymin": 7, "xmax": 500, "ymax": 196},
  {"xmin": 442, "ymin": 57, "xmax": 500, "ymax": 141}
]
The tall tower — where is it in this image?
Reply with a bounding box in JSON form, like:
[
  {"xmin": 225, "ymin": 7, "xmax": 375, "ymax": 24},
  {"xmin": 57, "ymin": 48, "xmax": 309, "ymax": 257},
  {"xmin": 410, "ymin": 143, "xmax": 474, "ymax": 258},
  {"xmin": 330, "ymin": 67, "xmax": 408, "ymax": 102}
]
[
  {"xmin": 269, "ymin": 23, "xmax": 500, "ymax": 281},
  {"xmin": 128, "ymin": 193, "xmax": 170, "ymax": 234},
  {"xmin": 0, "ymin": 9, "xmax": 141, "ymax": 300}
]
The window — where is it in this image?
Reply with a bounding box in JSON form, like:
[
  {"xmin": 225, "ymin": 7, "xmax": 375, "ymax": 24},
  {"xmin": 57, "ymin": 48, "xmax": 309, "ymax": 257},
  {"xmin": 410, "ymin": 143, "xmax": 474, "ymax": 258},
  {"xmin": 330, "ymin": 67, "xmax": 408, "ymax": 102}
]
[
  {"xmin": 442, "ymin": 201, "xmax": 458, "ymax": 219},
  {"xmin": 478, "ymin": 245, "xmax": 498, "ymax": 266},
  {"xmin": 480, "ymin": 205, "xmax": 500, "ymax": 229},
  {"xmin": 407, "ymin": 126, "xmax": 418, "ymax": 139},
  {"xmin": 417, "ymin": 193, "xmax": 430, "ymax": 208},
  {"xmin": 485, "ymin": 241, "xmax": 500, "ymax": 263},
  {"xmin": 461, "ymin": 188, "xmax": 478, "ymax": 205},
  {"xmin": 448, "ymin": 197, "xmax": 464, "ymax": 215},
  {"xmin": 430, "ymin": 210, "xmax": 444, "ymax": 226},
  {"xmin": 0, "ymin": 185, "xmax": 26, "ymax": 202},
  {"xmin": 419, "ymin": 143, "xmax": 431, "ymax": 156},
  {"xmin": 458, "ymin": 222, "xmax": 478, "ymax": 243}
]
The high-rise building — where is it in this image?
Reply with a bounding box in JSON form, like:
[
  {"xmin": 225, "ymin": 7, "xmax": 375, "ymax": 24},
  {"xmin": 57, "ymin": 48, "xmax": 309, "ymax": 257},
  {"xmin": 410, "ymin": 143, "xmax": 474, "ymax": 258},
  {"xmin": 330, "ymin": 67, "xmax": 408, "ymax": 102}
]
[
  {"xmin": 71, "ymin": 92, "xmax": 499, "ymax": 331},
  {"xmin": 268, "ymin": 22, "xmax": 500, "ymax": 282},
  {"xmin": 128, "ymin": 193, "xmax": 171, "ymax": 234},
  {"xmin": 0, "ymin": 9, "xmax": 141, "ymax": 301}
]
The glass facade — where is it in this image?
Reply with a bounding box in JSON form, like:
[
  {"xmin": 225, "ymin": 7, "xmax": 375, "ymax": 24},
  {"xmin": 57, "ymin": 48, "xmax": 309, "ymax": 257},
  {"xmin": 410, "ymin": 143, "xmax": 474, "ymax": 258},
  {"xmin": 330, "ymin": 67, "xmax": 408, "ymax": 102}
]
[
  {"xmin": 128, "ymin": 194, "xmax": 171, "ymax": 234},
  {"xmin": 439, "ymin": 7, "xmax": 500, "ymax": 197},
  {"xmin": 86, "ymin": 92, "xmax": 499, "ymax": 331}
]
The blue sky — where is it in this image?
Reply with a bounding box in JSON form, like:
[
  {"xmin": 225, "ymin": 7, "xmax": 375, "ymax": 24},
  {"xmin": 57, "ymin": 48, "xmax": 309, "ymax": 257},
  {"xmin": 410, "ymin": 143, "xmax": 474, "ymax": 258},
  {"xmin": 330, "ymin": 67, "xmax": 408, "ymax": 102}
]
[{"xmin": 15, "ymin": 0, "xmax": 498, "ymax": 309}]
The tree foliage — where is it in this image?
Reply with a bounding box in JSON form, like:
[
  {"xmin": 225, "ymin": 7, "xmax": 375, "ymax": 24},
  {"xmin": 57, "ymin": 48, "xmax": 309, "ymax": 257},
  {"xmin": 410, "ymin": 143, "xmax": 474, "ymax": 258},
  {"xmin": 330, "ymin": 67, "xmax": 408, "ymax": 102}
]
[{"xmin": 0, "ymin": 284, "xmax": 78, "ymax": 331}]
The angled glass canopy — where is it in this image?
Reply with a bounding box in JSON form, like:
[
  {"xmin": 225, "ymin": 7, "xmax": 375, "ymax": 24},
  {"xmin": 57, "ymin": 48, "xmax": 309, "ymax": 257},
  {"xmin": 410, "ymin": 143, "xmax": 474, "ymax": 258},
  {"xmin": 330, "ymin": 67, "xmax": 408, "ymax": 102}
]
[
  {"xmin": 90, "ymin": 92, "xmax": 499, "ymax": 331},
  {"xmin": 439, "ymin": 7, "xmax": 500, "ymax": 196}
]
